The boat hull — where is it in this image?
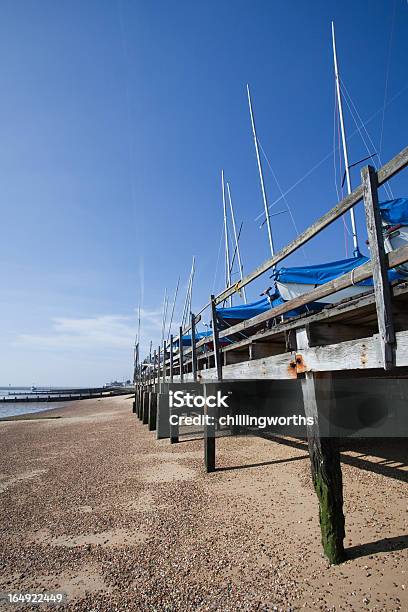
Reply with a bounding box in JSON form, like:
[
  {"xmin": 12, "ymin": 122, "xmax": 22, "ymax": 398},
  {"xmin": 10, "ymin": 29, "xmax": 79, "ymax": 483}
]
[
  {"xmin": 276, "ymin": 280, "xmax": 371, "ymax": 305},
  {"xmin": 384, "ymin": 225, "xmax": 408, "ymax": 275}
]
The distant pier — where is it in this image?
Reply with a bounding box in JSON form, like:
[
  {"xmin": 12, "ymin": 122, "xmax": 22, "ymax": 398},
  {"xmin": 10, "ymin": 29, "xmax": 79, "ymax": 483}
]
[{"xmin": 0, "ymin": 387, "xmax": 134, "ymax": 404}]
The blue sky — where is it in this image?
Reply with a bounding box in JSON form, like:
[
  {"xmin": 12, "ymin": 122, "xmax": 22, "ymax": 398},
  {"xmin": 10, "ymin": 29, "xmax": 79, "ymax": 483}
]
[{"xmin": 0, "ymin": 0, "xmax": 407, "ymax": 386}]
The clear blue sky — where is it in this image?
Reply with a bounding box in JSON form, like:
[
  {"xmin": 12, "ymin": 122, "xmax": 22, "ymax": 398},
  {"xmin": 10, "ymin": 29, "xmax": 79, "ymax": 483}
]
[{"xmin": 0, "ymin": 0, "xmax": 407, "ymax": 386}]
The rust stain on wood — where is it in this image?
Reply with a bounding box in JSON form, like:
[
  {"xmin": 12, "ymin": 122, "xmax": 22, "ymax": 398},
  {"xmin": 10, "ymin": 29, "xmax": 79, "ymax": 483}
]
[
  {"xmin": 295, "ymin": 353, "xmax": 308, "ymax": 374},
  {"xmin": 288, "ymin": 359, "xmax": 298, "ymax": 378}
]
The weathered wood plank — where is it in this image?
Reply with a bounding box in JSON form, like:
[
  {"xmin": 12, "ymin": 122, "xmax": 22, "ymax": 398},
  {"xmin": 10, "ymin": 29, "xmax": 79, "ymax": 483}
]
[
  {"xmin": 210, "ymin": 295, "xmax": 223, "ymax": 381},
  {"xmin": 171, "ymin": 329, "xmax": 408, "ymax": 381},
  {"xmin": 362, "ymin": 165, "xmax": 395, "ymax": 369}
]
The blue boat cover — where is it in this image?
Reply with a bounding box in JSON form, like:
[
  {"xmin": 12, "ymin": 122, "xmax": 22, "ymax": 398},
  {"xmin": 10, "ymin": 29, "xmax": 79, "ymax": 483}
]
[
  {"xmin": 174, "ymin": 331, "xmax": 213, "ymax": 348},
  {"xmin": 216, "ymin": 293, "xmax": 320, "ymax": 321},
  {"xmin": 274, "ymin": 252, "xmax": 403, "ymax": 287},
  {"xmin": 379, "ymin": 198, "xmax": 408, "ymax": 225},
  {"xmin": 274, "ymin": 254, "xmax": 374, "ymax": 286}
]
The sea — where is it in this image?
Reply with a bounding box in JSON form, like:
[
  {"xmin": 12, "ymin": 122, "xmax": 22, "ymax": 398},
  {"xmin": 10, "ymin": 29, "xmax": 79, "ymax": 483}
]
[{"xmin": 0, "ymin": 387, "xmax": 68, "ymax": 419}]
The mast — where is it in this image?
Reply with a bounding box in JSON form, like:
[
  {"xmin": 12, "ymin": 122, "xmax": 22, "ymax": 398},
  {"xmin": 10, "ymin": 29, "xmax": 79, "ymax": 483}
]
[
  {"xmin": 167, "ymin": 276, "xmax": 180, "ymax": 341},
  {"xmin": 221, "ymin": 170, "xmax": 232, "ymax": 307},
  {"xmin": 161, "ymin": 288, "xmax": 168, "ymax": 346},
  {"xmin": 331, "ymin": 21, "xmax": 359, "ymax": 257},
  {"xmin": 246, "ymin": 84, "xmax": 276, "ymax": 262},
  {"xmin": 227, "ymin": 181, "xmax": 247, "ymax": 303},
  {"xmin": 181, "ymin": 256, "xmax": 195, "ymax": 327}
]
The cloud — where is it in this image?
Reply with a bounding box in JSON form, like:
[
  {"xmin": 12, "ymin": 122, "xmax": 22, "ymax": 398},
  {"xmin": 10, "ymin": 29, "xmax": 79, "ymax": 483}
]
[{"xmin": 16, "ymin": 308, "xmax": 163, "ymax": 355}]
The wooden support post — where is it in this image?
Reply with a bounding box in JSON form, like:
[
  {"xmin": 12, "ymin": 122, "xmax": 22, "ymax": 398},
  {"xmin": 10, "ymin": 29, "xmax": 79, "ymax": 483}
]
[
  {"xmin": 132, "ymin": 386, "xmax": 137, "ymax": 413},
  {"xmin": 142, "ymin": 391, "xmax": 149, "ymax": 425},
  {"xmin": 157, "ymin": 346, "xmax": 161, "ymax": 391},
  {"xmin": 210, "ymin": 295, "xmax": 223, "ymax": 381},
  {"xmin": 163, "ymin": 340, "xmax": 167, "ymax": 384},
  {"xmin": 170, "ymin": 402, "xmax": 179, "ymax": 444},
  {"xmin": 148, "ymin": 392, "xmax": 157, "ymax": 431},
  {"xmin": 153, "ymin": 349, "xmax": 157, "ymax": 391},
  {"xmin": 169, "ymin": 334, "xmax": 174, "ymax": 383},
  {"xmin": 204, "ymin": 297, "xmax": 222, "ymax": 473},
  {"xmin": 179, "ymin": 326, "xmax": 184, "ymax": 382},
  {"xmin": 138, "ymin": 386, "xmax": 143, "ymax": 419},
  {"xmin": 297, "ymin": 326, "xmax": 345, "ymax": 565},
  {"xmin": 361, "ymin": 165, "xmax": 395, "ymax": 369},
  {"xmin": 203, "ymin": 383, "xmax": 216, "ymax": 472},
  {"xmin": 191, "ymin": 313, "xmax": 198, "ymax": 382}
]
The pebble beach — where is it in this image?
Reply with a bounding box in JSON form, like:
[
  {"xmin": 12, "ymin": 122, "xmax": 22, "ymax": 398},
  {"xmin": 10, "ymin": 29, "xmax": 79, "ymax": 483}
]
[{"xmin": 0, "ymin": 395, "xmax": 407, "ymax": 611}]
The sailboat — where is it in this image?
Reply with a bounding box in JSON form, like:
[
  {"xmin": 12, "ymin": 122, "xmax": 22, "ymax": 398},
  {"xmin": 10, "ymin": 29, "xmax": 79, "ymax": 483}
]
[
  {"xmin": 216, "ymin": 23, "xmax": 408, "ymax": 334},
  {"xmin": 271, "ymin": 22, "xmax": 408, "ymax": 306},
  {"xmin": 217, "ymin": 85, "xmax": 322, "ymax": 327}
]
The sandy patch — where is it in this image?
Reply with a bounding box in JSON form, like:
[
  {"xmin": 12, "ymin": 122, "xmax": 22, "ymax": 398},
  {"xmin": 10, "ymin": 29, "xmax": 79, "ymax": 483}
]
[
  {"xmin": 124, "ymin": 490, "xmax": 163, "ymax": 512},
  {"xmin": 0, "ymin": 469, "xmax": 47, "ymax": 493},
  {"xmin": 143, "ymin": 450, "xmax": 205, "ymax": 461},
  {"xmin": 139, "ymin": 462, "xmax": 196, "ymax": 483},
  {"xmin": 30, "ymin": 527, "xmax": 148, "ymax": 548}
]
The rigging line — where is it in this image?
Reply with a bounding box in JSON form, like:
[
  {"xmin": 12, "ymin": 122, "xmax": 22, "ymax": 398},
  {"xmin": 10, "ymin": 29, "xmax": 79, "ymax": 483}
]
[
  {"xmin": 340, "ymin": 77, "xmax": 394, "ymax": 200},
  {"xmin": 257, "ymin": 138, "xmax": 310, "ymax": 264},
  {"xmin": 254, "ymin": 82, "xmax": 407, "ymax": 220},
  {"xmin": 212, "ymin": 225, "xmax": 224, "ymax": 295},
  {"xmin": 167, "ymin": 276, "xmax": 180, "ymax": 342},
  {"xmin": 380, "ymin": 0, "xmax": 397, "ymax": 156},
  {"xmin": 229, "ymin": 222, "xmax": 243, "ymax": 275}
]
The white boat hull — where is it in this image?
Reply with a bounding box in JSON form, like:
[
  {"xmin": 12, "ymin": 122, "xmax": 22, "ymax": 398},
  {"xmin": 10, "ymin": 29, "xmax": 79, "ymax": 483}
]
[
  {"xmin": 384, "ymin": 225, "xmax": 408, "ymax": 275},
  {"xmin": 276, "ymin": 281, "xmax": 371, "ymax": 305}
]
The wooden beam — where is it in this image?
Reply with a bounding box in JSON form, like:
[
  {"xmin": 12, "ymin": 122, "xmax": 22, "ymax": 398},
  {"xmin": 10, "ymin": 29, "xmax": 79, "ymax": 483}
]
[
  {"xmin": 296, "ymin": 328, "xmax": 345, "ymax": 564},
  {"xmin": 215, "ymin": 146, "xmax": 408, "ymax": 305},
  {"xmin": 172, "ymin": 328, "xmax": 408, "ymax": 381},
  {"xmin": 218, "ymin": 244, "xmax": 408, "ymax": 340},
  {"xmin": 362, "ymin": 165, "xmax": 395, "ymax": 369}
]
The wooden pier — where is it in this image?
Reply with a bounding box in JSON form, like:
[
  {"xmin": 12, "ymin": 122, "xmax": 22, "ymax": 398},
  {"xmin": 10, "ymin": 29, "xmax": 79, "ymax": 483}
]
[
  {"xmin": 0, "ymin": 388, "xmax": 133, "ymax": 404},
  {"xmin": 134, "ymin": 147, "xmax": 408, "ymax": 564}
]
